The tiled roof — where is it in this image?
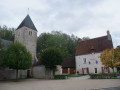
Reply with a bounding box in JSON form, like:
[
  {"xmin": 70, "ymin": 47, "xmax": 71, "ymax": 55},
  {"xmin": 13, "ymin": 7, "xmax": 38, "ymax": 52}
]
[
  {"xmin": 17, "ymin": 14, "xmax": 37, "ymax": 31},
  {"xmin": 62, "ymin": 57, "xmax": 75, "ymax": 68},
  {"xmin": 75, "ymin": 35, "xmax": 113, "ymax": 56}
]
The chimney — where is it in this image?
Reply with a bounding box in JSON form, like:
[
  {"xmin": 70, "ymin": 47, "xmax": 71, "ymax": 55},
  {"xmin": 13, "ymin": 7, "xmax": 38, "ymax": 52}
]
[
  {"xmin": 107, "ymin": 30, "xmax": 111, "ymax": 40},
  {"xmin": 78, "ymin": 38, "xmax": 82, "ymax": 42}
]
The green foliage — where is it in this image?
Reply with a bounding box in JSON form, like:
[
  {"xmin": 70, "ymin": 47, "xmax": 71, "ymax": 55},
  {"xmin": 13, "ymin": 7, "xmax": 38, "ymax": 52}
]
[
  {"xmin": 0, "ymin": 38, "xmax": 3, "ymax": 49},
  {"xmin": 41, "ymin": 47, "xmax": 63, "ymax": 68},
  {"xmin": 82, "ymin": 37, "xmax": 90, "ymax": 41},
  {"xmin": 37, "ymin": 31, "xmax": 78, "ymax": 58},
  {"xmin": 89, "ymin": 73, "xmax": 117, "ymax": 79},
  {"xmin": 54, "ymin": 75, "xmax": 68, "ymax": 79},
  {"xmin": 0, "ymin": 38, "xmax": 5, "ymax": 68},
  {"xmin": 37, "ymin": 32, "xmax": 52, "ymax": 54},
  {"xmin": 0, "ymin": 25, "xmax": 15, "ymax": 41},
  {"xmin": 116, "ymin": 45, "xmax": 120, "ymax": 50},
  {"xmin": 68, "ymin": 74, "xmax": 85, "ymax": 77},
  {"xmin": 5, "ymin": 41, "xmax": 32, "ymax": 69},
  {"xmin": 0, "ymin": 49, "xmax": 6, "ymax": 68}
]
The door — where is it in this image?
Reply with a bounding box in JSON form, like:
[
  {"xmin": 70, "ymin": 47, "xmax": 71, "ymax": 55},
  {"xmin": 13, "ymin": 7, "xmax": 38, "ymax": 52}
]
[
  {"xmin": 84, "ymin": 68, "xmax": 87, "ymax": 74},
  {"xmin": 27, "ymin": 70, "xmax": 30, "ymax": 78},
  {"xmin": 95, "ymin": 68, "xmax": 97, "ymax": 73}
]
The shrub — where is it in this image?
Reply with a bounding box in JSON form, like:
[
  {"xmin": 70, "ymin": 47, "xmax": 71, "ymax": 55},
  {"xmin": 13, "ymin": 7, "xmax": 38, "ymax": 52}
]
[
  {"xmin": 54, "ymin": 75, "xmax": 68, "ymax": 79},
  {"xmin": 89, "ymin": 73, "xmax": 117, "ymax": 79}
]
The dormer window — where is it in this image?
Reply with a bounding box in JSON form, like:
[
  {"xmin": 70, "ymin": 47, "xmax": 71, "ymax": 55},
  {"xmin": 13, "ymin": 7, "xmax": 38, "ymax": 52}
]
[
  {"xmin": 90, "ymin": 47, "xmax": 95, "ymax": 54},
  {"xmin": 29, "ymin": 31, "xmax": 32, "ymax": 36}
]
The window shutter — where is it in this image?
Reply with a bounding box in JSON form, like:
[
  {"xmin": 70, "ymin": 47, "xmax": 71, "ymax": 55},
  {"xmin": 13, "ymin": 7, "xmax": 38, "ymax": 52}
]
[
  {"xmin": 82, "ymin": 68, "xmax": 84, "ymax": 74},
  {"xmin": 107, "ymin": 67, "xmax": 110, "ymax": 73},
  {"xmin": 87, "ymin": 68, "xmax": 89, "ymax": 74},
  {"xmin": 101, "ymin": 67, "xmax": 104, "ymax": 73}
]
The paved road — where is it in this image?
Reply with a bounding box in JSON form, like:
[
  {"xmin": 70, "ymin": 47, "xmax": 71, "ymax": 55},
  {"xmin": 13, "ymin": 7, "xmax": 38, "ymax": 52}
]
[
  {"xmin": 0, "ymin": 76, "xmax": 120, "ymax": 90},
  {"xmin": 94, "ymin": 87, "xmax": 120, "ymax": 90}
]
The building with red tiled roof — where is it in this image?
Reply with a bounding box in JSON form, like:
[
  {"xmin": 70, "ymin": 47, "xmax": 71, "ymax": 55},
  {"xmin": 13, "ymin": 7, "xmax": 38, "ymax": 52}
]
[
  {"xmin": 75, "ymin": 31, "xmax": 117, "ymax": 74},
  {"xmin": 62, "ymin": 57, "xmax": 76, "ymax": 74}
]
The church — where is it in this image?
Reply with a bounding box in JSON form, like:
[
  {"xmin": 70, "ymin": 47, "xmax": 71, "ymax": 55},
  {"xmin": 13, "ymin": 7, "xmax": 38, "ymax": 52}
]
[{"xmin": 0, "ymin": 14, "xmax": 46, "ymax": 80}]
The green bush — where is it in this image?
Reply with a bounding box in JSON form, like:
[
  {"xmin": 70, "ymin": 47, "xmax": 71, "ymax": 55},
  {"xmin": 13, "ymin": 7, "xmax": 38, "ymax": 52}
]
[
  {"xmin": 54, "ymin": 75, "xmax": 69, "ymax": 79},
  {"xmin": 89, "ymin": 73, "xmax": 117, "ymax": 79}
]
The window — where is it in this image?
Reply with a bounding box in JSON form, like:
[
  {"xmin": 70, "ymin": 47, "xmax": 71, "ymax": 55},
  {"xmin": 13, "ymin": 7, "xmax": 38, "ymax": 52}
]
[
  {"xmin": 96, "ymin": 60, "xmax": 98, "ymax": 64},
  {"xmin": 29, "ymin": 31, "xmax": 32, "ymax": 36},
  {"xmin": 89, "ymin": 61, "xmax": 91, "ymax": 64},
  {"xmin": 95, "ymin": 68, "xmax": 97, "ymax": 73},
  {"xmin": 83, "ymin": 58, "xmax": 86, "ymax": 64},
  {"xmin": 104, "ymin": 68, "xmax": 108, "ymax": 73}
]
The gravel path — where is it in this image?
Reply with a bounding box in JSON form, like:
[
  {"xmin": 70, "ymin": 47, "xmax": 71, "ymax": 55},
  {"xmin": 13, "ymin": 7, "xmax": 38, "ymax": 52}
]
[{"xmin": 0, "ymin": 76, "xmax": 120, "ymax": 90}]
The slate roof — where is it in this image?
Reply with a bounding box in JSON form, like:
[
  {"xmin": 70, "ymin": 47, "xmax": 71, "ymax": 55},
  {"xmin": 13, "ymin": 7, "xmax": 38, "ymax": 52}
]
[
  {"xmin": 75, "ymin": 35, "xmax": 113, "ymax": 56},
  {"xmin": 1, "ymin": 39, "xmax": 12, "ymax": 49},
  {"xmin": 62, "ymin": 57, "xmax": 75, "ymax": 68},
  {"xmin": 17, "ymin": 14, "xmax": 37, "ymax": 31}
]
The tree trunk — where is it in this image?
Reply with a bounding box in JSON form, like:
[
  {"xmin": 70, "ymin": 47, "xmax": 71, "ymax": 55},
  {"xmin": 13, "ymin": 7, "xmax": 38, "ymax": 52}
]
[{"xmin": 16, "ymin": 69, "xmax": 18, "ymax": 81}]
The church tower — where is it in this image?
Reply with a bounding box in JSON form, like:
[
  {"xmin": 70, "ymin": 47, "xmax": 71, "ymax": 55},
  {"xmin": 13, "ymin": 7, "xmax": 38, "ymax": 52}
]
[{"xmin": 15, "ymin": 14, "xmax": 37, "ymax": 64}]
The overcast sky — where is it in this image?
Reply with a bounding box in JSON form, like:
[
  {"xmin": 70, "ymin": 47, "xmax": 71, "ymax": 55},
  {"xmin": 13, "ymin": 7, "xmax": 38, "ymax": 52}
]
[{"xmin": 0, "ymin": 0, "xmax": 120, "ymax": 47}]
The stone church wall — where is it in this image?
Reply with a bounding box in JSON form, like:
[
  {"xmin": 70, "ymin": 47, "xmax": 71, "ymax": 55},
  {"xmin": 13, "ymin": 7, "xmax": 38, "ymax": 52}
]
[{"xmin": 15, "ymin": 26, "xmax": 37, "ymax": 63}]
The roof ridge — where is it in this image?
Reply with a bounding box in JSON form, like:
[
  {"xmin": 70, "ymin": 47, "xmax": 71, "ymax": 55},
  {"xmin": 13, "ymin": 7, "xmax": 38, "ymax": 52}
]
[{"xmin": 80, "ymin": 35, "xmax": 107, "ymax": 42}]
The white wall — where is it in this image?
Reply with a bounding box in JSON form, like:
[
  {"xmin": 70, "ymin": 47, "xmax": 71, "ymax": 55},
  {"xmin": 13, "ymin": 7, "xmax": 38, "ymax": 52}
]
[
  {"xmin": 76, "ymin": 53, "xmax": 117, "ymax": 74},
  {"xmin": 76, "ymin": 52, "xmax": 111, "ymax": 74}
]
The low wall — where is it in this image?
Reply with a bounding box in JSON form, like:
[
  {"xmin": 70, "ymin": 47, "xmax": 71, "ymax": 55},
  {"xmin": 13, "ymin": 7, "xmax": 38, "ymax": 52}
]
[
  {"xmin": 33, "ymin": 65, "xmax": 46, "ymax": 79},
  {"xmin": 0, "ymin": 69, "xmax": 27, "ymax": 80}
]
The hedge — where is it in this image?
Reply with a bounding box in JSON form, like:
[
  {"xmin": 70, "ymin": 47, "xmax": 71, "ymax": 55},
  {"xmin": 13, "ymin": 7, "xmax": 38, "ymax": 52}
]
[
  {"xmin": 89, "ymin": 73, "xmax": 117, "ymax": 79},
  {"xmin": 54, "ymin": 75, "xmax": 69, "ymax": 79}
]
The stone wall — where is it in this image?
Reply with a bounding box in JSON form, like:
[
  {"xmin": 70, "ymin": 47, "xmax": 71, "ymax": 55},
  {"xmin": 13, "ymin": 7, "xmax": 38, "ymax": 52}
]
[
  {"xmin": 0, "ymin": 69, "xmax": 27, "ymax": 80},
  {"xmin": 15, "ymin": 26, "xmax": 37, "ymax": 63},
  {"xmin": 33, "ymin": 65, "xmax": 46, "ymax": 79}
]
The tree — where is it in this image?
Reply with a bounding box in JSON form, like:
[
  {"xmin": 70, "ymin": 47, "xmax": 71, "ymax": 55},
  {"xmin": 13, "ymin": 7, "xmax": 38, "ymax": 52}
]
[
  {"xmin": 0, "ymin": 25, "xmax": 15, "ymax": 41},
  {"xmin": 0, "ymin": 38, "xmax": 3, "ymax": 49},
  {"xmin": 37, "ymin": 31, "xmax": 78, "ymax": 58},
  {"xmin": 37, "ymin": 32, "xmax": 52, "ymax": 54},
  {"xmin": 0, "ymin": 38, "xmax": 4, "ymax": 68},
  {"xmin": 100, "ymin": 48, "xmax": 120, "ymax": 72},
  {"xmin": 5, "ymin": 41, "xmax": 32, "ymax": 80},
  {"xmin": 82, "ymin": 37, "xmax": 90, "ymax": 41},
  {"xmin": 116, "ymin": 45, "xmax": 120, "ymax": 50},
  {"xmin": 115, "ymin": 46, "xmax": 120, "ymax": 71},
  {"xmin": 41, "ymin": 47, "xmax": 63, "ymax": 76}
]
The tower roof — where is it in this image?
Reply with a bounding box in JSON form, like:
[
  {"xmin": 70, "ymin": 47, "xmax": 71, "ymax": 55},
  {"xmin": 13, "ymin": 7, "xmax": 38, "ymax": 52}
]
[{"xmin": 17, "ymin": 14, "xmax": 37, "ymax": 31}]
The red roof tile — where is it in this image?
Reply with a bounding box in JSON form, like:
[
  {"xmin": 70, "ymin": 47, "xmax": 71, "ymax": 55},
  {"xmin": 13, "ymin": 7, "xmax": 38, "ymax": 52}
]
[
  {"xmin": 75, "ymin": 35, "xmax": 113, "ymax": 56},
  {"xmin": 62, "ymin": 57, "xmax": 75, "ymax": 68}
]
